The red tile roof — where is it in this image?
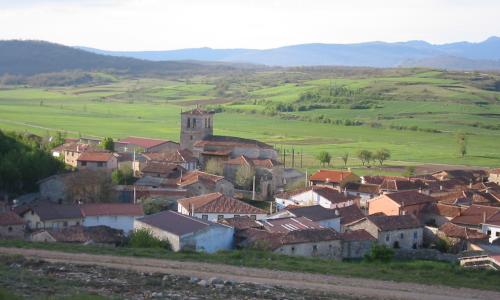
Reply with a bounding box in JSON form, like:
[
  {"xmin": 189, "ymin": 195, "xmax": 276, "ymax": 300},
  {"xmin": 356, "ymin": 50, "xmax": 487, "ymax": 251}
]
[
  {"xmin": 368, "ymin": 214, "xmax": 422, "ymax": 231},
  {"xmin": 141, "ymin": 162, "xmax": 185, "ymax": 177},
  {"xmin": 310, "ymin": 170, "xmax": 358, "ymax": 183},
  {"xmin": 143, "ymin": 149, "xmax": 195, "ymax": 163},
  {"xmin": 77, "ymin": 152, "xmax": 115, "ymax": 162},
  {"xmin": 485, "ymin": 211, "xmax": 500, "ymax": 226},
  {"xmin": 194, "ymin": 135, "xmax": 272, "ymax": 149},
  {"xmin": 383, "ymin": 190, "xmax": 436, "ymax": 206},
  {"xmin": 341, "ymin": 229, "xmax": 376, "ymax": 241},
  {"xmin": 118, "ymin": 136, "xmax": 172, "ymax": 149},
  {"xmin": 344, "ymin": 182, "xmax": 380, "ymax": 194},
  {"xmin": 337, "ymin": 205, "xmax": 366, "ymax": 225},
  {"xmin": 0, "ymin": 211, "xmax": 25, "ymax": 226},
  {"xmin": 178, "ymin": 192, "xmax": 266, "ymax": 215},
  {"xmin": 439, "ymin": 222, "xmax": 488, "ymax": 240},
  {"xmin": 242, "ymin": 228, "xmax": 340, "ymax": 250},
  {"xmin": 278, "ymin": 186, "xmax": 356, "ymax": 204},
  {"xmin": 178, "ymin": 170, "xmax": 224, "ymax": 187},
  {"xmin": 79, "ymin": 203, "xmax": 144, "ymax": 217},
  {"xmin": 261, "ymin": 216, "xmax": 323, "ymax": 233},
  {"xmin": 451, "ymin": 205, "xmax": 500, "ymax": 227},
  {"xmin": 380, "ymin": 179, "xmax": 426, "ymax": 191},
  {"xmin": 225, "ymin": 155, "xmax": 278, "ymax": 169}
]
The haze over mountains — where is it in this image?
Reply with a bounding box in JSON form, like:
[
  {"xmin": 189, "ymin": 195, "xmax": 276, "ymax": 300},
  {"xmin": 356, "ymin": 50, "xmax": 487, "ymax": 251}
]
[{"xmin": 79, "ymin": 37, "xmax": 500, "ymax": 70}]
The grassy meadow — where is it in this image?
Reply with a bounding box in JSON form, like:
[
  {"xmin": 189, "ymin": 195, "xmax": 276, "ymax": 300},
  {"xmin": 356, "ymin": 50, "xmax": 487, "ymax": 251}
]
[{"xmin": 1, "ymin": 68, "xmax": 499, "ymax": 170}]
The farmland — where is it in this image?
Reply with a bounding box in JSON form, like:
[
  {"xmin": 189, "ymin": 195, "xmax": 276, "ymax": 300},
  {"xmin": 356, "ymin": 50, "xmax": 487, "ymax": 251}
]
[{"xmin": 1, "ymin": 68, "xmax": 499, "ymax": 169}]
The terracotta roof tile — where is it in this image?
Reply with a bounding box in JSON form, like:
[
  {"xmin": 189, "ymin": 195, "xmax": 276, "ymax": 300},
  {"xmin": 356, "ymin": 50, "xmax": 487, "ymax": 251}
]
[
  {"xmin": 341, "ymin": 229, "xmax": 376, "ymax": 241},
  {"xmin": 178, "ymin": 192, "xmax": 266, "ymax": 215},
  {"xmin": 383, "ymin": 190, "xmax": 436, "ymax": 206},
  {"xmin": 439, "ymin": 222, "xmax": 488, "ymax": 240},
  {"xmin": 141, "ymin": 162, "xmax": 185, "ymax": 177},
  {"xmin": 337, "ymin": 205, "xmax": 365, "ymax": 225},
  {"xmin": 194, "ymin": 135, "xmax": 272, "ymax": 149},
  {"xmin": 344, "ymin": 182, "xmax": 380, "ymax": 194},
  {"xmin": 451, "ymin": 205, "xmax": 500, "ymax": 227},
  {"xmin": 118, "ymin": 136, "xmax": 173, "ymax": 149},
  {"xmin": 143, "ymin": 149, "xmax": 195, "ymax": 163},
  {"xmin": 225, "ymin": 155, "xmax": 279, "ymax": 169},
  {"xmin": 219, "ymin": 216, "xmax": 263, "ymax": 230},
  {"xmin": 0, "ymin": 211, "xmax": 25, "ymax": 226},
  {"xmin": 79, "ymin": 203, "xmax": 144, "ymax": 217},
  {"xmin": 310, "ymin": 170, "xmax": 358, "ymax": 183},
  {"xmin": 77, "ymin": 151, "xmax": 115, "ymax": 162},
  {"xmin": 178, "ymin": 170, "xmax": 224, "ymax": 187},
  {"xmin": 368, "ymin": 214, "xmax": 422, "ymax": 231}
]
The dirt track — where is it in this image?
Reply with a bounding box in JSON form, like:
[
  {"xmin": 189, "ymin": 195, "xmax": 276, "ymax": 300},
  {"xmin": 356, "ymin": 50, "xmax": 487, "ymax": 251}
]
[{"xmin": 1, "ymin": 247, "xmax": 499, "ymax": 300}]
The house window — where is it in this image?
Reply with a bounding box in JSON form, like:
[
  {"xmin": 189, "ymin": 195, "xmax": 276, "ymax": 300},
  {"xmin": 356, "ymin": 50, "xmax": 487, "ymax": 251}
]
[
  {"xmin": 63, "ymin": 221, "xmax": 68, "ymax": 227},
  {"xmin": 190, "ymin": 135, "xmax": 193, "ymax": 140},
  {"xmin": 400, "ymin": 233, "xmax": 404, "ymax": 239},
  {"xmin": 81, "ymin": 161, "xmax": 87, "ymax": 166},
  {"xmin": 205, "ymin": 118, "xmax": 207, "ymax": 128},
  {"xmin": 234, "ymin": 215, "xmax": 240, "ymax": 218},
  {"xmin": 76, "ymin": 222, "xmax": 80, "ymax": 226},
  {"xmin": 291, "ymin": 246, "xmax": 295, "ymax": 253},
  {"xmin": 496, "ymin": 232, "xmax": 500, "ymax": 237},
  {"xmin": 217, "ymin": 215, "xmax": 224, "ymax": 221},
  {"xmin": 487, "ymin": 230, "xmax": 492, "ymax": 235},
  {"xmin": 202, "ymin": 215, "xmax": 208, "ymax": 220},
  {"xmin": 8, "ymin": 227, "xmax": 12, "ymax": 232},
  {"xmin": 385, "ymin": 234, "xmax": 390, "ymax": 242},
  {"xmin": 193, "ymin": 118, "xmax": 197, "ymax": 128},
  {"xmin": 312, "ymin": 245, "xmax": 318, "ymax": 253},
  {"xmin": 97, "ymin": 162, "xmax": 104, "ymax": 167},
  {"xmin": 413, "ymin": 231, "xmax": 418, "ymax": 239},
  {"xmin": 208, "ymin": 118, "xmax": 211, "ymax": 128},
  {"xmin": 250, "ymin": 215, "xmax": 256, "ymax": 220}
]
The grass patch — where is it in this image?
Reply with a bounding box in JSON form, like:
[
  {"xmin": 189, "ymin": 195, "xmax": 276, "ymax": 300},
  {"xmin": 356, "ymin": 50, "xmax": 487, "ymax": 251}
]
[{"xmin": 0, "ymin": 240, "xmax": 499, "ymax": 291}]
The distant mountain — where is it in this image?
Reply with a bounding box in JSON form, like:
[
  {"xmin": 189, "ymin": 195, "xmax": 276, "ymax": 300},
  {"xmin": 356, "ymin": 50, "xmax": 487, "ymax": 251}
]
[
  {"xmin": 78, "ymin": 37, "xmax": 500, "ymax": 70},
  {"xmin": 0, "ymin": 40, "xmax": 239, "ymax": 76},
  {"xmin": 401, "ymin": 55, "xmax": 500, "ymax": 71}
]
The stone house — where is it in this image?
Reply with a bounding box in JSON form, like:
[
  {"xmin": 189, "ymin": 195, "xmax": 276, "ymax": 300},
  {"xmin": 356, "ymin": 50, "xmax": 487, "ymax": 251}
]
[
  {"xmin": 260, "ymin": 216, "xmax": 323, "ymax": 233},
  {"xmin": 482, "ymin": 211, "xmax": 500, "ymax": 243},
  {"xmin": 16, "ymin": 202, "xmax": 83, "ymax": 230},
  {"xmin": 368, "ymin": 190, "xmax": 436, "ymax": 217},
  {"xmin": 223, "ymin": 155, "xmax": 284, "ymax": 198},
  {"xmin": 340, "ymin": 229, "xmax": 376, "ymax": 259},
  {"xmin": 275, "ymin": 185, "xmax": 356, "ymax": 209},
  {"xmin": 266, "ymin": 205, "xmax": 341, "ymax": 232},
  {"xmin": 134, "ymin": 210, "xmax": 234, "ymax": 253},
  {"xmin": 451, "ymin": 204, "xmax": 500, "ymax": 231},
  {"xmin": 337, "ymin": 205, "xmax": 366, "ymax": 232},
  {"xmin": 432, "ymin": 169, "xmax": 488, "ymax": 184},
  {"xmin": 141, "ymin": 149, "xmax": 198, "ymax": 171},
  {"xmin": 437, "ymin": 222, "xmax": 488, "ymax": 253},
  {"xmin": 54, "ymin": 143, "xmax": 101, "ymax": 167},
  {"xmin": 115, "ymin": 136, "xmax": 179, "ymax": 153},
  {"xmin": 178, "ymin": 170, "xmax": 234, "ymax": 197},
  {"xmin": 309, "ymin": 170, "xmax": 360, "ymax": 188},
  {"xmin": 80, "ymin": 203, "xmax": 144, "ymax": 235},
  {"xmin": 489, "ymin": 169, "xmax": 500, "ymax": 185},
  {"xmin": 177, "ymin": 192, "xmax": 267, "ymax": 222},
  {"xmin": 0, "ymin": 211, "xmax": 25, "ymax": 239},
  {"xmin": 242, "ymin": 227, "xmax": 343, "ymax": 259},
  {"xmin": 31, "ymin": 225, "xmax": 124, "ymax": 245},
  {"xmin": 140, "ymin": 162, "xmax": 185, "ymax": 179},
  {"xmin": 346, "ymin": 214, "xmax": 424, "ymax": 250},
  {"xmin": 77, "ymin": 152, "xmax": 118, "ymax": 170}
]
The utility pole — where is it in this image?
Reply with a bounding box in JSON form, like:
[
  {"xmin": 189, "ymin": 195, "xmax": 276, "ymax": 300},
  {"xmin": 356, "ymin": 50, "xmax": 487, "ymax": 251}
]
[
  {"xmin": 252, "ymin": 176, "xmax": 256, "ymax": 200},
  {"xmin": 300, "ymin": 149, "xmax": 303, "ymax": 169},
  {"xmin": 292, "ymin": 147, "xmax": 295, "ymax": 168},
  {"xmin": 283, "ymin": 148, "xmax": 286, "ymax": 168}
]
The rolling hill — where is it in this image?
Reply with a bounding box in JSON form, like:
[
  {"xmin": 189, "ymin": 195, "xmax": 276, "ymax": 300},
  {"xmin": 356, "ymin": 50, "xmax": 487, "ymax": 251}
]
[
  {"xmin": 78, "ymin": 37, "xmax": 500, "ymax": 70},
  {"xmin": 0, "ymin": 40, "xmax": 240, "ymax": 76}
]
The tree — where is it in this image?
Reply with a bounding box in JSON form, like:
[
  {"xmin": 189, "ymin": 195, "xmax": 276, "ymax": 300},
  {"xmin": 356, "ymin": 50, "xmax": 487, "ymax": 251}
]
[
  {"xmin": 235, "ymin": 165, "xmax": 255, "ymax": 190},
  {"xmin": 316, "ymin": 151, "xmax": 332, "ymax": 167},
  {"xmin": 357, "ymin": 150, "xmax": 373, "ymax": 166},
  {"xmin": 403, "ymin": 166, "xmax": 416, "ymax": 178},
  {"xmin": 373, "ymin": 148, "xmax": 391, "ymax": 166},
  {"xmin": 204, "ymin": 159, "xmax": 223, "ymax": 176},
  {"xmin": 456, "ymin": 132, "xmax": 467, "ymax": 158},
  {"xmin": 341, "ymin": 152, "xmax": 349, "ymax": 168},
  {"xmin": 112, "ymin": 165, "xmax": 135, "ymax": 185},
  {"xmin": 102, "ymin": 137, "xmax": 114, "ymax": 152}
]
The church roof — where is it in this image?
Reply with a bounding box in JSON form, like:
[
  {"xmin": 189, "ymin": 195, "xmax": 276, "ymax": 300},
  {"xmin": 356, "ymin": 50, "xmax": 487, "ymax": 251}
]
[{"xmin": 194, "ymin": 135, "xmax": 273, "ymax": 149}]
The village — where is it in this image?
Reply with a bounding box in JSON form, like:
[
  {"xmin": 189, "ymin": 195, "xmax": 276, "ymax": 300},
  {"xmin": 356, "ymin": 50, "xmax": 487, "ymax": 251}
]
[{"xmin": 1, "ymin": 107, "xmax": 500, "ymax": 270}]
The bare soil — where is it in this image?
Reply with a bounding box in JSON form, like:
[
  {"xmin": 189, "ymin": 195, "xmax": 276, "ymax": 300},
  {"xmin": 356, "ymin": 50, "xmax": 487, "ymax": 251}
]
[{"xmin": 1, "ymin": 247, "xmax": 499, "ymax": 300}]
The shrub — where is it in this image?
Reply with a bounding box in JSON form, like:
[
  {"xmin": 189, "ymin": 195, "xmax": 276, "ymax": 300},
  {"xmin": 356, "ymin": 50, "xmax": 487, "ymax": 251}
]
[
  {"xmin": 128, "ymin": 228, "xmax": 171, "ymax": 250},
  {"xmin": 364, "ymin": 244, "xmax": 394, "ymax": 262}
]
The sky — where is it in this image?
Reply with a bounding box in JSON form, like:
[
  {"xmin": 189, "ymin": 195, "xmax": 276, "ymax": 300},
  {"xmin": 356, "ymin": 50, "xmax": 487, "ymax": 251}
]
[{"xmin": 0, "ymin": 0, "xmax": 499, "ymax": 51}]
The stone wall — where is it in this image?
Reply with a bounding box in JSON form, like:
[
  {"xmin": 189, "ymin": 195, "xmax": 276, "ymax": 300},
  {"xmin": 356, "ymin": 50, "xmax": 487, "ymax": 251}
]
[{"xmin": 394, "ymin": 248, "xmax": 457, "ymax": 262}]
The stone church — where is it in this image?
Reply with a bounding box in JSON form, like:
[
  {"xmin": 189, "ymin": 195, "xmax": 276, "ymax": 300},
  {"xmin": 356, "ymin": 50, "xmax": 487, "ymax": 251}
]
[{"xmin": 180, "ymin": 107, "xmax": 283, "ymax": 198}]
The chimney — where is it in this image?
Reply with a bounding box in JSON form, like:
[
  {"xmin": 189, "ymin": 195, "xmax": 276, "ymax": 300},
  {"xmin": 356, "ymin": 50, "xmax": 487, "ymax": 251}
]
[
  {"xmin": 334, "ymin": 209, "xmax": 339, "ymax": 216},
  {"xmin": 469, "ymin": 180, "xmax": 472, "ymax": 189},
  {"xmin": 439, "ymin": 185, "xmax": 443, "ymax": 191},
  {"xmin": 483, "ymin": 211, "xmax": 487, "ymax": 223},
  {"xmin": 418, "ymin": 187, "xmax": 422, "ymax": 194},
  {"xmin": 76, "ymin": 145, "xmax": 80, "ymax": 152}
]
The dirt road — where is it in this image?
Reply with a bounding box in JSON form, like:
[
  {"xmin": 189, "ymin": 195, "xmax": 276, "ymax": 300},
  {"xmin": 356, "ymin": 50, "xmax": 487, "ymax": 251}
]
[{"xmin": 1, "ymin": 247, "xmax": 498, "ymax": 300}]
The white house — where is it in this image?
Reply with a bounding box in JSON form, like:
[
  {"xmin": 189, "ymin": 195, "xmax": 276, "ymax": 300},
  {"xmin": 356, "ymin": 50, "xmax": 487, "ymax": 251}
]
[
  {"xmin": 275, "ymin": 186, "xmax": 356, "ymax": 210},
  {"xmin": 265, "ymin": 205, "xmax": 341, "ymax": 232},
  {"xmin": 134, "ymin": 210, "xmax": 234, "ymax": 253},
  {"xmin": 16, "ymin": 202, "xmax": 83, "ymax": 230},
  {"xmin": 177, "ymin": 192, "xmax": 267, "ymax": 222},
  {"xmin": 80, "ymin": 203, "xmax": 144, "ymax": 235},
  {"xmin": 482, "ymin": 211, "xmax": 500, "ymax": 243}
]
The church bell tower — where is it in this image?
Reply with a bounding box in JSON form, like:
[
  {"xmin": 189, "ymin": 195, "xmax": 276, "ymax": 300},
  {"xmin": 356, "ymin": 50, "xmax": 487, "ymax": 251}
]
[{"xmin": 180, "ymin": 107, "xmax": 214, "ymax": 151}]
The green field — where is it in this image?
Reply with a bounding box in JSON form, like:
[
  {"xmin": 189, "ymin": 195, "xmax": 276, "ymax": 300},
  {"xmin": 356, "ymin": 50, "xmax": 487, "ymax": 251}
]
[{"xmin": 1, "ymin": 68, "xmax": 499, "ymax": 169}]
